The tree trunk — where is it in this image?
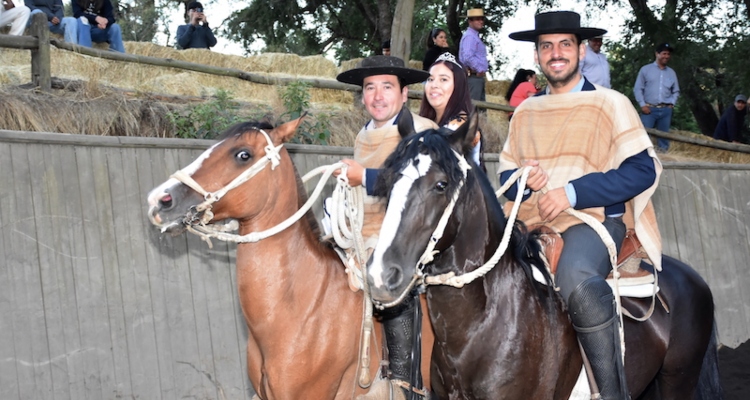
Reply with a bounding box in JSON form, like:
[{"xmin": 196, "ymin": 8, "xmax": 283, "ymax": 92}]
[
  {"xmin": 447, "ymin": 0, "xmax": 463, "ymax": 54},
  {"xmin": 391, "ymin": 0, "xmax": 415, "ymax": 61},
  {"xmin": 377, "ymin": 0, "xmax": 392, "ymax": 51}
]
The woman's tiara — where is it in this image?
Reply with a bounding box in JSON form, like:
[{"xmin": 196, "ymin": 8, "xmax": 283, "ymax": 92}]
[{"xmin": 435, "ymin": 52, "xmax": 463, "ymax": 69}]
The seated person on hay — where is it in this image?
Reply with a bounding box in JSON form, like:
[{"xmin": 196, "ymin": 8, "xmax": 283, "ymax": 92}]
[
  {"xmin": 175, "ymin": 1, "xmax": 217, "ymax": 50},
  {"xmin": 72, "ymin": 0, "xmax": 125, "ymax": 53},
  {"xmin": 25, "ymin": 0, "xmax": 77, "ymax": 44}
]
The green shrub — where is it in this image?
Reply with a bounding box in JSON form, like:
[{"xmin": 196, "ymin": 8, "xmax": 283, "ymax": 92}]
[
  {"xmin": 168, "ymin": 89, "xmax": 243, "ymax": 139},
  {"xmin": 279, "ymin": 80, "xmax": 332, "ymax": 145}
]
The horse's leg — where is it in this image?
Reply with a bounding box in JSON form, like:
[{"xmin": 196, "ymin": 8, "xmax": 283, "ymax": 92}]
[{"xmin": 650, "ymin": 257, "xmax": 715, "ymax": 399}]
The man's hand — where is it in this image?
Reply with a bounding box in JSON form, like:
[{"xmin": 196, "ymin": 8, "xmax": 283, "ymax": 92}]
[
  {"xmin": 190, "ymin": 12, "xmax": 201, "ymax": 25},
  {"xmin": 333, "ymin": 159, "xmax": 364, "ymax": 187},
  {"xmin": 537, "ymin": 187, "xmax": 570, "ymax": 221},
  {"xmin": 522, "ymin": 159, "xmax": 548, "ymax": 191},
  {"xmin": 51, "ymin": 16, "xmax": 60, "ymax": 25},
  {"xmin": 641, "ymin": 105, "xmax": 651, "ymax": 115},
  {"xmin": 95, "ymin": 15, "xmax": 107, "ymax": 29}
]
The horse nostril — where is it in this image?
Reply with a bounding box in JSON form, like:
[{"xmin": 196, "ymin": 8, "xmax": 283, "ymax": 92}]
[
  {"xmin": 384, "ymin": 264, "xmax": 404, "ymax": 291},
  {"xmin": 159, "ymin": 194, "xmax": 173, "ymax": 210}
]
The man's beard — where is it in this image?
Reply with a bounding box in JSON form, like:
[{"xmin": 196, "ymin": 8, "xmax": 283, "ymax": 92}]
[{"xmin": 544, "ymin": 58, "xmax": 579, "ymax": 88}]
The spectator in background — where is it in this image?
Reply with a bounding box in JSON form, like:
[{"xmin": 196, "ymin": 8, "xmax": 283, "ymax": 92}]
[
  {"xmin": 422, "ymin": 28, "xmax": 450, "ymax": 71},
  {"xmin": 73, "ymin": 0, "xmax": 125, "ymax": 52},
  {"xmin": 634, "ymin": 42, "xmax": 679, "ymax": 152},
  {"xmin": 176, "ymin": 1, "xmax": 216, "ymax": 50},
  {"xmin": 505, "ymin": 68, "xmax": 539, "ymax": 118},
  {"xmin": 580, "ymin": 35, "xmax": 610, "ymax": 88},
  {"xmin": 381, "ymin": 39, "xmax": 390, "ymax": 56},
  {"xmin": 459, "ymin": 8, "xmax": 488, "ymax": 102},
  {"xmin": 25, "ymin": 0, "xmax": 77, "ymax": 44},
  {"xmin": 0, "ymin": 0, "xmax": 31, "ymax": 36},
  {"xmin": 713, "ymin": 94, "xmax": 747, "ymax": 143}
]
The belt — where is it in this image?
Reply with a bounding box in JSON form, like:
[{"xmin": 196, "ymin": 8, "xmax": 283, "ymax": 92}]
[
  {"xmin": 468, "ymin": 72, "xmax": 486, "ymax": 77},
  {"xmin": 646, "ymin": 103, "xmax": 673, "ymax": 108}
]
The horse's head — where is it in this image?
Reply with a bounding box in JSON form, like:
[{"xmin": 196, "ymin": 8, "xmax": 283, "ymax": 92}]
[
  {"xmin": 147, "ymin": 117, "xmax": 303, "ymax": 235},
  {"xmin": 366, "ymin": 112, "xmax": 480, "ymax": 303}
]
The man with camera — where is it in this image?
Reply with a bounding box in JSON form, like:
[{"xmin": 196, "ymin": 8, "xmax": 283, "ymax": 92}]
[{"xmin": 176, "ymin": 1, "xmax": 216, "ymax": 50}]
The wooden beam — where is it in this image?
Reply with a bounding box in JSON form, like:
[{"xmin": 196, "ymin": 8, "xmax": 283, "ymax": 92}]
[
  {"xmin": 29, "ymin": 13, "xmax": 50, "ymax": 92},
  {"xmin": 646, "ymin": 128, "xmax": 750, "ymax": 154},
  {"xmin": 0, "ymin": 33, "xmax": 38, "ymax": 49}
]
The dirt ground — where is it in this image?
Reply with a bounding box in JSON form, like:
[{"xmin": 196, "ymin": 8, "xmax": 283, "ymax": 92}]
[{"xmin": 719, "ymin": 340, "xmax": 750, "ymax": 399}]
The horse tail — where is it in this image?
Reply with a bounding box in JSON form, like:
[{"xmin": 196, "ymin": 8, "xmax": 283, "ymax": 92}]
[{"xmin": 694, "ymin": 320, "xmax": 723, "ymax": 400}]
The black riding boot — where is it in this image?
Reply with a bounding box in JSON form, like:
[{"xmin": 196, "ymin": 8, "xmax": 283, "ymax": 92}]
[
  {"xmin": 568, "ymin": 276, "xmax": 629, "ymax": 400},
  {"xmin": 377, "ymin": 293, "xmax": 423, "ymax": 400}
]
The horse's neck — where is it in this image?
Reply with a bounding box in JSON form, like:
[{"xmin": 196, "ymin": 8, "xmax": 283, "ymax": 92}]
[{"xmin": 234, "ymin": 179, "xmax": 346, "ymax": 326}]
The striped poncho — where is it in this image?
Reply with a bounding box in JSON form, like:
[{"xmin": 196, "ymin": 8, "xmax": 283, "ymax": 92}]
[{"xmin": 499, "ymin": 86, "xmax": 663, "ymax": 271}]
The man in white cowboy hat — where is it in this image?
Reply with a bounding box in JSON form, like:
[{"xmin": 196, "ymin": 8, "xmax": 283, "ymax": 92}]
[
  {"xmin": 500, "ymin": 11, "xmax": 663, "ymax": 400},
  {"xmin": 335, "ymin": 55, "xmax": 437, "ymax": 400},
  {"xmin": 580, "ymin": 35, "xmax": 611, "ymax": 88},
  {"xmin": 459, "ymin": 8, "xmax": 488, "ymax": 102}
]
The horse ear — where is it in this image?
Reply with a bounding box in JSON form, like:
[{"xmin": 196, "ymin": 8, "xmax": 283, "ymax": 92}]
[
  {"xmin": 448, "ymin": 111, "xmax": 479, "ymax": 155},
  {"xmin": 274, "ymin": 113, "xmax": 306, "ymax": 144},
  {"xmin": 397, "ymin": 105, "xmax": 416, "ymax": 138}
]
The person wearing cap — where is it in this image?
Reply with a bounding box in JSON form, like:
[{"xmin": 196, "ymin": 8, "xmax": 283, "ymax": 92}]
[
  {"xmin": 501, "ymin": 11, "xmax": 662, "ymax": 400},
  {"xmin": 458, "ymin": 8, "xmax": 489, "ymax": 102},
  {"xmin": 713, "ymin": 94, "xmax": 747, "ymax": 143},
  {"xmin": 176, "ymin": 1, "xmax": 217, "ymax": 50},
  {"xmin": 579, "ymin": 35, "xmax": 610, "ymax": 88},
  {"xmin": 633, "ymin": 42, "xmax": 680, "ymax": 152},
  {"xmin": 381, "ymin": 39, "xmax": 391, "ymax": 56},
  {"xmin": 72, "ymin": 0, "xmax": 124, "ymax": 52},
  {"xmin": 334, "ymin": 55, "xmax": 437, "ymax": 399}
]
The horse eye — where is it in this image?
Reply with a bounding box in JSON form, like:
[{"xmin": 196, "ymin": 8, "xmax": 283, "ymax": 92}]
[
  {"xmin": 236, "ymin": 150, "xmax": 252, "ymax": 162},
  {"xmin": 435, "ymin": 181, "xmax": 448, "ymax": 192}
]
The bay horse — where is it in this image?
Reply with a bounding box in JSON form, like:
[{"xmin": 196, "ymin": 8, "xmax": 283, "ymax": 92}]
[
  {"xmin": 366, "ymin": 112, "xmax": 722, "ymax": 399},
  {"xmin": 146, "ymin": 118, "xmax": 433, "ymax": 399}
]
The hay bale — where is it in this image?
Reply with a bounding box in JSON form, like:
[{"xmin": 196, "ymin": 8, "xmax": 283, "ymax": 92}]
[{"xmin": 487, "ymin": 80, "xmax": 510, "ymax": 97}]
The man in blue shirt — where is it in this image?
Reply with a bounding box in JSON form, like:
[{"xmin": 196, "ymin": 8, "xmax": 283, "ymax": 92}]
[
  {"xmin": 713, "ymin": 94, "xmax": 747, "ymax": 143},
  {"xmin": 580, "ymin": 35, "xmax": 610, "ymax": 88},
  {"xmin": 458, "ymin": 8, "xmax": 488, "ymax": 102},
  {"xmin": 175, "ymin": 1, "xmax": 217, "ymax": 50},
  {"xmin": 634, "ymin": 43, "xmax": 680, "ymax": 152}
]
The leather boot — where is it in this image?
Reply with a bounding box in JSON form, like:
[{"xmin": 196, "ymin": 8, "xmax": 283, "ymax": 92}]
[
  {"xmin": 377, "ymin": 293, "xmax": 423, "ymax": 400},
  {"xmin": 568, "ymin": 276, "xmax": 629, "ymax": 400}
]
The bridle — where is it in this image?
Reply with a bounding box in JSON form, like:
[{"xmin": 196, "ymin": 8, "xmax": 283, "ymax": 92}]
[
  {"xmin": 169, "ymin": 129, "xmax": 283, "ymax": 227},
  {"xmin": 373, "ymin": 151, "xmax": 530, "ymax": 309}
]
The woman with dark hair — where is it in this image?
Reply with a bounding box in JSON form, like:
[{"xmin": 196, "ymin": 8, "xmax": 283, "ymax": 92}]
[
  {"xmin": 420, "ymin": 52, "xmax": 484, "ymax": 169},
  {"xmin": 505, "ymin": 68, "xmax": 538, "ymax": 118},
  {"xmin": 422, "ymin": 28, "xmax": 450, "ymax": 71}
]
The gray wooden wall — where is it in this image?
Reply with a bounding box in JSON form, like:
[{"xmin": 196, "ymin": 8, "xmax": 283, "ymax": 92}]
[{"xmin": 1, "ymin": 130, "xmax": 749, "ymax": 400}]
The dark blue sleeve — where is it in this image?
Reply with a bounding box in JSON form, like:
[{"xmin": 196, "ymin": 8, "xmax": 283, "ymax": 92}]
[
  {"xmin": 570, "ymin": 150, "xmax": 656, "ymax": 209},
  {"xmin": 499, "ymin": 168, "xmax": 531, "ymax": 202},
  {"xmin": 364, "ymin": 168, "xmax": 379, "ymax": 196},
  {"xmin": 176, "ymin": 25, "xmax": 191, "ymax": 49},
  {"xmin": 205, "ymin": 26, "xmax": 217, "ymax": 47},
  {"xmin": 726, "ymin": 108, "xmax": 739, "ymax": 142},
  {"xmin": 102, "ymin": 0, "xmax": 115, "ymax": 25}
]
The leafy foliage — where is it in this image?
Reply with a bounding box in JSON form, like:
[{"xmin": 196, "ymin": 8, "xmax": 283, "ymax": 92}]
[
  {"xmin": 167, "ymin": 89, "xmax": 244, "ymax": 139},
  {"xmin": 279, "ymin": 81, "xmax": 332, "ymax": 146}
]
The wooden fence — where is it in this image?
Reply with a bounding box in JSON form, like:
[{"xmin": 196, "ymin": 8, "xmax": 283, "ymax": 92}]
[{"xmin": 1, "ymin": 130, "xmax": 749, "ymax": 399}]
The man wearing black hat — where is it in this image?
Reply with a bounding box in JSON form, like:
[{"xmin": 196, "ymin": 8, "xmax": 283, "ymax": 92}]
[
  {"xmin": 335, "ymin": 55, "xmax": 437, "ymax": 400},
  {"xmin": 500, "ymin": 11, "xmax": 663, "ymax": 400},
  {"xmin": 634, "ymin": 43, "xmax": 680, "ymax": 152},
  {"xmin": 175, "ymin": 1, "xmax": 217, "ymax": 50}
]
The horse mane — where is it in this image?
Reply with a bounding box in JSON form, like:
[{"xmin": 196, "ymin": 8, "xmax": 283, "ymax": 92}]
[
  {"xmin": 376, "ymin": 128, "xmax": 554, "ymax": 299},
  {"xmin": 374, "ymin": 127, "xmax": 465, "ymax": 201}
]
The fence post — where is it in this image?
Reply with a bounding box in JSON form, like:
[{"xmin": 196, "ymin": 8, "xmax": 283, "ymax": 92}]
[{"xmin": 30, "ymin": 12, "xmax": 51, "ymax": 92}]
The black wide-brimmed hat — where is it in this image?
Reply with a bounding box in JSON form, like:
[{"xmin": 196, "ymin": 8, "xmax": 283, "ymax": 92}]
[
  {"xmin": 336, "ymin": 56, "xmax": 429, "ymax": 87},
  {"xmin": 509, "ymin": 11, "xmax": 607, "ymax": 42}
]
